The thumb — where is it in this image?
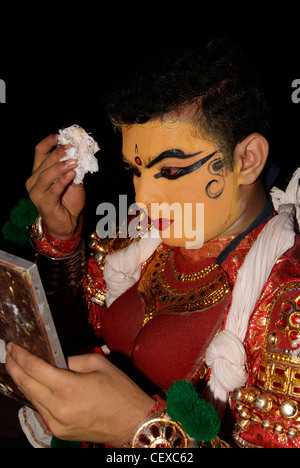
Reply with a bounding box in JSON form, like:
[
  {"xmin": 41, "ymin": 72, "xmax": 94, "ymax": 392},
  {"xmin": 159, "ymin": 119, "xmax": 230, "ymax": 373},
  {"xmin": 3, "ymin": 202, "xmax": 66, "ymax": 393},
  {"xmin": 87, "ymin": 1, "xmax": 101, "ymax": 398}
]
[{"xmin": 67, "ymin": 353, "xmax": 107, "ymax": 374}]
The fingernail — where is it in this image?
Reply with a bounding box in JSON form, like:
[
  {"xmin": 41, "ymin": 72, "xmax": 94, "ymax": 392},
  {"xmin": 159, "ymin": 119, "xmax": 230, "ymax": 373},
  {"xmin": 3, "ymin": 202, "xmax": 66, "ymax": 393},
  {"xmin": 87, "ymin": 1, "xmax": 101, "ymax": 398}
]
[
  {"xmin": 65, "ymin": 159, "xmax": 78, "ymax": 167},
  {"xmin": 6, "ymin": 342, "xmax": 12, "ymax": 353}
]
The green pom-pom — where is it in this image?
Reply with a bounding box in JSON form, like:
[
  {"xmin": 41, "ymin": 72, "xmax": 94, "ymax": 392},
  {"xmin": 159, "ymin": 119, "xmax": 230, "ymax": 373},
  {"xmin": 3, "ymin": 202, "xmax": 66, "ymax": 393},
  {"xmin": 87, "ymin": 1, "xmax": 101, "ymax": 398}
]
[
  {"xmin": 51, "ymin": 436, "xmax": 80, "ymax": 449},
  {"xmin": 166, "ymin": 380, "xmax": 220, "ymax": 442},
  {"xmin": 10, "ymin": 199, "xmax": 37, "ymax": 229},
  {"xmin": 2, "ymin": 220, "xmax": 28, "ymax": 245},
  {"xmin": 2, "ymin": 198, "xmax": 37, "ymax": 245}
]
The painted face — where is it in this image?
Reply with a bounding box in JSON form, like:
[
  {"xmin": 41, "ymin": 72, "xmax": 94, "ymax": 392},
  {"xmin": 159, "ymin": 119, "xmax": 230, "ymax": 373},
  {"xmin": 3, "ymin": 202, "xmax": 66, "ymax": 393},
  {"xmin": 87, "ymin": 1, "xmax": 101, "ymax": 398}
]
[{"xmin": 122, "ymin": 120, "xmax": 242, "ymax": 248}]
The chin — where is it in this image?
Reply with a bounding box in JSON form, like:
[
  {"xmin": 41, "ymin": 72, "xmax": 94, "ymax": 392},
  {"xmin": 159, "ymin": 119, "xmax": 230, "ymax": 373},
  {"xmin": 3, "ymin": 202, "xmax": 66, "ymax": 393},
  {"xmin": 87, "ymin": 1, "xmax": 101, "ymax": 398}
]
[
  {"xmin": 160, "ymin": 235, "xmax": 185, "ymax": 247},
  {"xmin": 160, "ymin": 236, "xmax": 204, "ymax": 249}
]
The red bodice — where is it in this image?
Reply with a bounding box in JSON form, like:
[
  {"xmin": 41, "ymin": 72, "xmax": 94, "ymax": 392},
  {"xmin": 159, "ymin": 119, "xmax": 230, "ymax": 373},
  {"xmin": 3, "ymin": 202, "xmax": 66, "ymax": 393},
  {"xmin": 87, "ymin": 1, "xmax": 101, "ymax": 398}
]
[
  {"xmin": 34, "ymin": 212, "xmax": 300, "ymax": 447},
  {"xmin": 100, "ymin": 230, "xmax": 263, "ymax": 391},
  {"xmin": 101, "ymin": 270, "xmax": 230, "ymax": 390}
]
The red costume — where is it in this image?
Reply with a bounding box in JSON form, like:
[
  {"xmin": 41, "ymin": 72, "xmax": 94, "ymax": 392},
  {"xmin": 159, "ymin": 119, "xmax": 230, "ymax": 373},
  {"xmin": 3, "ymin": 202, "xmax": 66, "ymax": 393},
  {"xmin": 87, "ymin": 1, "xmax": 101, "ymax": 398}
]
[{"xmin": 33, "ymin": 207, "xmax": 300, "ymax": 448}]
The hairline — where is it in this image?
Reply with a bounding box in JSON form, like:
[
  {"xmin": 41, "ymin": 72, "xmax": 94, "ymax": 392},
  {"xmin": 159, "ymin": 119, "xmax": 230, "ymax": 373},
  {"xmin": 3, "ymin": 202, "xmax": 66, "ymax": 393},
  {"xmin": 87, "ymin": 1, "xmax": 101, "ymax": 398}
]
[{"xmin": 118, "ymin": 104, "xmax": 235, "ymax": 173}]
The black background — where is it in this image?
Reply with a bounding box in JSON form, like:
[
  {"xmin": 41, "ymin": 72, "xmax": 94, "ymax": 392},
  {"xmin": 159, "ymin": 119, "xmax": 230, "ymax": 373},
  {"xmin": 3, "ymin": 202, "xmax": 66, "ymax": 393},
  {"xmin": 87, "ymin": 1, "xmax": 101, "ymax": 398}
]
[
  {"xmin": 0, "ymin": 1, "xmax": 299, "ymax": 258},
  {"xmin": 0, "ymin": 1, "xmax": 299, "ymax": 443}
]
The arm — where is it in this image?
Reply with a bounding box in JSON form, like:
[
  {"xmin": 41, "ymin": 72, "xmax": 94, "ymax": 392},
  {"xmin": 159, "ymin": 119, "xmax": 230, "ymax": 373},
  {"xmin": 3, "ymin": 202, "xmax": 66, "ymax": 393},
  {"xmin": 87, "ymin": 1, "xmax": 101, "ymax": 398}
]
[{"xmin": 26, "ymin": 134, "xmax": 101, "ymax": 354}]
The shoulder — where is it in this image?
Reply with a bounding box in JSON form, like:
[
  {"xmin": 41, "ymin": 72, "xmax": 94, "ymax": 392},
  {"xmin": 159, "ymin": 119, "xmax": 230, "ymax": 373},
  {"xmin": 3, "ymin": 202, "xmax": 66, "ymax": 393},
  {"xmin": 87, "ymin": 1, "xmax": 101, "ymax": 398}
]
[
  {"xmin": 245, "ymin": 236, "xmax": 300, "ymax": 383},
  {"xmin": 261, "ymin": 233, "xmax": 300, "ymax": 297},
  {"xmin": 256, "ymin": 278, "xmax": 300, "ymax": 397},
  {"xmin": 260, "ymin": 234, "xmax": 300, "ymax": 357}
]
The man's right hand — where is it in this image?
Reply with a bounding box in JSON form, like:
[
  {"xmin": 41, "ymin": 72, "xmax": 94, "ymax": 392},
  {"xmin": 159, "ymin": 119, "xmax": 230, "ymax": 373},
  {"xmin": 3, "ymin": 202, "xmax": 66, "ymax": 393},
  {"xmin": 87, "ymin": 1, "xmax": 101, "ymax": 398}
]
[{"xmin": 26, "ymin": 134, "xmax": 86, "ymax": 240}]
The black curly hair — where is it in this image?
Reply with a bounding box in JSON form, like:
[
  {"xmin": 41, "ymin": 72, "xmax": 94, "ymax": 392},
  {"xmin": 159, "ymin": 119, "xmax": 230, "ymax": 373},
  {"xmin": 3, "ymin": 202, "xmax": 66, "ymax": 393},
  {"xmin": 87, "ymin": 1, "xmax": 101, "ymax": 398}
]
[{"xmin": 106, "ymin": 38, "xmax": 271, "ymax": 171}]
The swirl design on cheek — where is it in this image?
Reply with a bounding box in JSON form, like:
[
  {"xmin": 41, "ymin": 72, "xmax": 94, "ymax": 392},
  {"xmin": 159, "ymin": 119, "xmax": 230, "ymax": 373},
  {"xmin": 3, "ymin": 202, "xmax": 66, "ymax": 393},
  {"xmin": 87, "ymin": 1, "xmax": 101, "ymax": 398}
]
[{"xmin": 205, "ymin": 158, "xmax": 226, "ymax": 199}]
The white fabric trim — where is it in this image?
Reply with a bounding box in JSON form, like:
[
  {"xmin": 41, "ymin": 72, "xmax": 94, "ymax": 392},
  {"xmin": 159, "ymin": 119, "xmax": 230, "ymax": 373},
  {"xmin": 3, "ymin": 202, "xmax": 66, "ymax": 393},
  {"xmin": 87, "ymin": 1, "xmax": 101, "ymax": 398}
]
[
  {"xmin": 104, "ymin": 228, "xmax": 162, "ymax": 307},
  {"xmin": 205, "ymin": 168, "xmax": 300, "ymax": 415},
  {"xmin": 18, "ymin": 406, "xmax": 52, "ymax": 448}
]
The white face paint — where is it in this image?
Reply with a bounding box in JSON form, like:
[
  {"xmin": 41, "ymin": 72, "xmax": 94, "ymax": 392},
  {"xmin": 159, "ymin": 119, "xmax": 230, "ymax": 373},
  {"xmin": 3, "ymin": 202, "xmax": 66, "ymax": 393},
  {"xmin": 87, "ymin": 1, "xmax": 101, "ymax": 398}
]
[{"xmin": 0, "ymin": 339, "xmax": 6, "ymax": 364}]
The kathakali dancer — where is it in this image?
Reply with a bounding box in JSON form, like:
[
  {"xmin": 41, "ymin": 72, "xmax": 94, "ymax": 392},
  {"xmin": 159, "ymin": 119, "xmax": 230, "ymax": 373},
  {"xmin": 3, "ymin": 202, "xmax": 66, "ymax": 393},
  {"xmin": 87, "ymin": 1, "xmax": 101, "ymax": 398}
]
[{"xmin": 6, "ymin": 38, "xmax": 300, "ymax": 448}]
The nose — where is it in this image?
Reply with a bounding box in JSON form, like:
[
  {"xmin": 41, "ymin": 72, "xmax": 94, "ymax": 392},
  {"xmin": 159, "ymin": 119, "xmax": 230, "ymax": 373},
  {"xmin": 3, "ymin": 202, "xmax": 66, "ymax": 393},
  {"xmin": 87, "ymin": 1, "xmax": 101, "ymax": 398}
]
[{"xmin": 134, "ymin": 172, "xmax": 163, "ymax": 210}]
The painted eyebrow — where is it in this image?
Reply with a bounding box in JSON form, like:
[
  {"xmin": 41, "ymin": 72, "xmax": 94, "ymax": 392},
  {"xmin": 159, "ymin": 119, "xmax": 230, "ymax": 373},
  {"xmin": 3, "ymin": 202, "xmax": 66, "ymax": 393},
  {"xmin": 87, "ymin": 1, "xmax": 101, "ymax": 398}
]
[
  {"xmin": 154, "ymin": 150, "xmax": 220, "ymax": 179},
  {"xmin": 145, "ymin": 149, "xmax": 203, "ymax": 169}
]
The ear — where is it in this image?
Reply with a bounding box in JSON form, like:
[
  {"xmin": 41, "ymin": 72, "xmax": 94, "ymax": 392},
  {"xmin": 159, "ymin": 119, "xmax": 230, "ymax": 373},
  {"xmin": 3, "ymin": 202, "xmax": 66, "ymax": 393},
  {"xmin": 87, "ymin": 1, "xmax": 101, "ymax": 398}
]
[{"xmin": 234, "ymin": 133, "xmax": 269, "ymax": 185}]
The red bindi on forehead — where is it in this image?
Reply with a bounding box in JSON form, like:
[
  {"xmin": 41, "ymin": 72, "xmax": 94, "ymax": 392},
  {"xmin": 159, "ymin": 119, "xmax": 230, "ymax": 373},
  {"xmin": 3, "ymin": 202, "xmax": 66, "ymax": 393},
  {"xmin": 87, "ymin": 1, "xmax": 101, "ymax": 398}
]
[{"xmin": 135, "ymin": 156, "xmax": 142, "ymax": 166}]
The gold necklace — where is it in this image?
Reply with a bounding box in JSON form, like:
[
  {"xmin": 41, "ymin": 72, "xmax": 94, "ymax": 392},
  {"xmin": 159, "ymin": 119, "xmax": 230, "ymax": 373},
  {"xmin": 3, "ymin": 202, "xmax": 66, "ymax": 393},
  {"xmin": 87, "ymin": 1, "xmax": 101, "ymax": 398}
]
[{"xmin": 139, "ymin": 248, "xmax": 232, "ymax": 326}]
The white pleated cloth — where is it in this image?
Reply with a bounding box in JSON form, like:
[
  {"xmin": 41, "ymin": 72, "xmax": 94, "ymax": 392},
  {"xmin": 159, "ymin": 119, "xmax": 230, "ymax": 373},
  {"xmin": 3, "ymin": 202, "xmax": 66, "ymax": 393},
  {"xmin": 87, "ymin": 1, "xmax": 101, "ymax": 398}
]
[
  {"xmin": 205, "ymin": 168, "xmax": 300, "ymax": 416},
  {"xmin": 104, "ymin": 228, "xmax": 162, "ymax": 307}
]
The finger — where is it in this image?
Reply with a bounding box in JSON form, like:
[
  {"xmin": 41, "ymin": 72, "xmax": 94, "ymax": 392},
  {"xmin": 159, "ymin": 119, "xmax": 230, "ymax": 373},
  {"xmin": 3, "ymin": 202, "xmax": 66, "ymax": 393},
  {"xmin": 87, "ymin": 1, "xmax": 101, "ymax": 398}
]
[
  {"xmin": 48, "ymin": 169, "xmax": 77, "ymax": 198},
  {"xmin": 68, "ymin": 353, "xmax": 106, "ymax": 374},
  {"xmin": 28, "ymin": 145, "xmax": 73, "ymax": 195},
  {"xmin": 41, "ymin": 170, "xmax": 78, "ymax": 213},
  {"xmin": 32, "ymin": 143, "xmax": 72, "ymax": 180},
  {"xmin": 5, "ymin": 348, "xmax": 63, "ymax": 428},
  {"xmin": 31, "ymin": 160, "xmax": 78, "ymax": 200},
  {"xmin": 33, "ymin": 134, "xmax": 58, "ymax": 171},
  {"xmin": 6, "ymin": 343, "xmax": 66, "ymax": 389},
  {"xmin": 6, "ymin": 350, "xmax": 50, "ymax": 405}
]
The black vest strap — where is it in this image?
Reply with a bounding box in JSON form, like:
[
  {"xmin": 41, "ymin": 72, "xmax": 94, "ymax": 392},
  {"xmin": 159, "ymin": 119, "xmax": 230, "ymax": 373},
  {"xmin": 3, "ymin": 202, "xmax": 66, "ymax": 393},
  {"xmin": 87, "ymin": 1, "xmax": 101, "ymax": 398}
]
[{"xmin": 216, "ymin": 199, "xmax": 273, "ymax": 265}]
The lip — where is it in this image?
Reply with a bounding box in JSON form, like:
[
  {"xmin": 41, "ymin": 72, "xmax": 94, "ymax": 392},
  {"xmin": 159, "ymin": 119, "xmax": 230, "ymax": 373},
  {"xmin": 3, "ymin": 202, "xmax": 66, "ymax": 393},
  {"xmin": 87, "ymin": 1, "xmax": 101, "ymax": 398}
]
[{"xmin": 151, "ymin": 218, "xmax": 174, "ymax": 231}]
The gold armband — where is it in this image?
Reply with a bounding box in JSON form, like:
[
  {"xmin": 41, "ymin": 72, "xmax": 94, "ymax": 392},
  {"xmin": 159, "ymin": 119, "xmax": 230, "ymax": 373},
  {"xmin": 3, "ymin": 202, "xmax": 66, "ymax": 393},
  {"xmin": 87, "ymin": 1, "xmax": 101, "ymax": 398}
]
[{"xmin": 125, "ymin": 409, "xmax": 197, "ymax": 448}]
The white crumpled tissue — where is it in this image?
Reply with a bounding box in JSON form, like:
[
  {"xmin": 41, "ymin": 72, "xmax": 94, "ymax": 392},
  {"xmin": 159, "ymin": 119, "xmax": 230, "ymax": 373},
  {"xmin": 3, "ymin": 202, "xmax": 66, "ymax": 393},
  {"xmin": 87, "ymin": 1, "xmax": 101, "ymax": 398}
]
[{"xmin": 58, "ymin": 124, "xmax": 100, "ymax": 184}]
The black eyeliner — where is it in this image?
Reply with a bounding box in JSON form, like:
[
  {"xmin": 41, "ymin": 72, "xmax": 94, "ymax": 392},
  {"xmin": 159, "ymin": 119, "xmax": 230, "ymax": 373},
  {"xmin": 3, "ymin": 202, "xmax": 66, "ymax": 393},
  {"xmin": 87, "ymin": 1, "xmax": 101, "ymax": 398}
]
[
  {"xmin": 154, "ymin": 150, "xmax": 219, "ymax": 179},
  {"xmin": 146, "ymin": 149, "xmax": 203, "ymax": 169}
]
